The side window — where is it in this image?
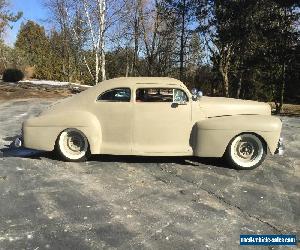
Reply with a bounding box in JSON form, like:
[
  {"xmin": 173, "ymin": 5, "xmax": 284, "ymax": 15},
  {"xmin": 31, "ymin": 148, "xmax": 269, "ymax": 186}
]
[
  {"xmin": 136, "ymin": 88, "xmax": 173, "ymax": 102},
  {"xmin": 97, "ymin": 88, "xmax": 131, "ymax": 102},
  {"xmin": 173, "ymin": 89, "xmax": 188, "ymax": 103},
  {"xmin": 136, "ymin": 88, "xmax": 188, "ymax": 102}
]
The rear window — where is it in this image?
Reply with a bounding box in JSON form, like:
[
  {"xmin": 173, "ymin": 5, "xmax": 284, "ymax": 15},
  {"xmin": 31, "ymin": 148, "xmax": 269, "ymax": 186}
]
[{"xmin": 97, "ymin": 88, "xmax": 131, "ymax": 102}]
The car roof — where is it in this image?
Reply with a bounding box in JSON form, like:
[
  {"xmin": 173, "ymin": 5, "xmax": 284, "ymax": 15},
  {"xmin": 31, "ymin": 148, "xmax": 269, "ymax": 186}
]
[{"xmin": 94, "ymin": 77, "xmax": 185, "ymax": 89}]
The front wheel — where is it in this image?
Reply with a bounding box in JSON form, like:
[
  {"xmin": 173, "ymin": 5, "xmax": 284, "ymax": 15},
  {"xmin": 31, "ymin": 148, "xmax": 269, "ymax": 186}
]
[
  {"xmin": 56, "ymin": 128, "xmax": 90, "ymax": 162},
  {"xmin": 225, "ymin": 133, "xmax": 266, "ymax": 170}
]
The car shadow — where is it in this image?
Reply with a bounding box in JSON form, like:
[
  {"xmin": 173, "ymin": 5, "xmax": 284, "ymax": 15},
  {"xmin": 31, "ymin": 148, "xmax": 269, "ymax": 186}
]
[
  {"xmin": 89, "ymin": 154, "xmax": 227, "ymax": 167},
  {"xmin": 0, "ymin": 144, "xmax": 46, "ymax": 159},
  {"xmin": 0, "ymin": 136, "xmax": 231, "ymax": 169}
]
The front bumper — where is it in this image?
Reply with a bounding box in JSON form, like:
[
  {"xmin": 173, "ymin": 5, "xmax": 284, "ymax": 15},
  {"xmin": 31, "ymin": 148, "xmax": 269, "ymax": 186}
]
[{"xmin": 274, "ymin": 137, "xmax": 284, "ymax": 155}]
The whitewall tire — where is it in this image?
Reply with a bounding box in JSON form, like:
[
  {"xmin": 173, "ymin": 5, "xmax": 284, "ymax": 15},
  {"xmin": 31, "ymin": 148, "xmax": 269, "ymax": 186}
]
[
  {"xmin": 56, "ymin": 128, "xmax": 89, "ymax": 162},
  {"xmin": 225, "ymin": 133, "xmax": 266, "ymax": 170}
]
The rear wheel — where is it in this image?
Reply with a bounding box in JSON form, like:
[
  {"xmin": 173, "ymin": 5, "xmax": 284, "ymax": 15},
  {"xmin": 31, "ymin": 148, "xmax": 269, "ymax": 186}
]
[
  {"xmin": 225, "ymin": 133, "xmax": 266, "ymax": 170},
  {"xmin": 56, "ymin": 128, "xmax": 89, "ymax": 162}
]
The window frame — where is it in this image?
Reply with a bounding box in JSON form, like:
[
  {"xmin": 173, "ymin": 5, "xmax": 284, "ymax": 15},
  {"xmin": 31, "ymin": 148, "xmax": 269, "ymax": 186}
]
[{"xmin": 97, "ymin": 87, "xmax": 132, "ymax": 102}]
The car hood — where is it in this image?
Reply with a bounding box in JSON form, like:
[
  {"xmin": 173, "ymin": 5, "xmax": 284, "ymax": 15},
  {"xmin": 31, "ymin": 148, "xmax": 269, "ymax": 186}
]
[{"xmin": 198, "ymin": 97, "xmax": 271, "ymax": 117}]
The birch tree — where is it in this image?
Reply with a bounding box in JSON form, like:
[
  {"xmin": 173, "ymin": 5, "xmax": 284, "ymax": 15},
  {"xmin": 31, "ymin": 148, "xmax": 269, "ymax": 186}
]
[
  {"xmin": 47, "ymin": 0, "xmax": 108, "ymax": 84},
  {"xmin": 75, "ymin": 0, "xmax": 107, "ymax": 84}
]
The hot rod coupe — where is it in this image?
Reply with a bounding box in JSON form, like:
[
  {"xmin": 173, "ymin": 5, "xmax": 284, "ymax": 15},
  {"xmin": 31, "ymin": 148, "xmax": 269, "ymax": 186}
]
[{"xmin": 19, "ymin": 77, "xmax": 283, "ymax": 169}]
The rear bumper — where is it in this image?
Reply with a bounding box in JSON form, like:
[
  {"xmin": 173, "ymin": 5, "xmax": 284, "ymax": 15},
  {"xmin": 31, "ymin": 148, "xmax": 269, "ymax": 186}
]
[
  {"xmin": 274, "ymin": 137, "xmax": 284, "ymax": 155},
  {"xmin": 14, "ymin": 137, "xmax": 23, "ymax": 148}
]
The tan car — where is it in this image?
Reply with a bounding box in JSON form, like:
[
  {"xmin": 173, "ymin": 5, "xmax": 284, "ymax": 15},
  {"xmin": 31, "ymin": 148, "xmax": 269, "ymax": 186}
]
[{"xmin": 20, "ymin": 77, "xmax": 283, "ymax": 169}]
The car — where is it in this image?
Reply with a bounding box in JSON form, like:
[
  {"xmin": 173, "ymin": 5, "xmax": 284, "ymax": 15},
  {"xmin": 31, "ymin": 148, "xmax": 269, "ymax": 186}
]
[{"xmin": 20, "ymin": 77, "xmax": 283, "ymax": 170}]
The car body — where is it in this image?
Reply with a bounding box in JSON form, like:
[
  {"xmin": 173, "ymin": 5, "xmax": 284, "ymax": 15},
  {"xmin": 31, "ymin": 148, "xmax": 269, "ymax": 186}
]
[{"xmin": 21, "ymin": 77, "xmax": 283, "ymax": 169}]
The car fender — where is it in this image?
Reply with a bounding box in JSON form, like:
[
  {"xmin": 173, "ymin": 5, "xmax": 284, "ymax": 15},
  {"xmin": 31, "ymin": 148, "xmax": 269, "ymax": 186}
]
[
  {"xmin": 193, "ymin": 115, "xmax": 282, "ymax": 157},
  {"xmin": 23, "ymin": 111, "xmax": 102, "ymax": 154}
]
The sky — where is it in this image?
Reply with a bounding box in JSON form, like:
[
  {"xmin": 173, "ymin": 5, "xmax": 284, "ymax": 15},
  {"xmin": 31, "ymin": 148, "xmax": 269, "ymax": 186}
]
[{"xmin": 4, "ymin": 0, "xmax": 49, "ymax": 46}]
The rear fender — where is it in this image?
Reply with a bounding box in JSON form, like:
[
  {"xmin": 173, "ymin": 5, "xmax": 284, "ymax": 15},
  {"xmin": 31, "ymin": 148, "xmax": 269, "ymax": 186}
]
[{"xmin": 23, "ymin": 111, "xmax": 102, "ymax": 154}]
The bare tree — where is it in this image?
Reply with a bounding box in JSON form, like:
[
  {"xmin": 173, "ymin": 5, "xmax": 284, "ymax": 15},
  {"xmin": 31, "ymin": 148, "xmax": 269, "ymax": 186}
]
[
  {"xmin": 78, "ymin": 0, "xmax": 107, "ymax": 84},
  {"xmin": 47, "ymin": 0, "xmax": 112, "ymax": 84}
]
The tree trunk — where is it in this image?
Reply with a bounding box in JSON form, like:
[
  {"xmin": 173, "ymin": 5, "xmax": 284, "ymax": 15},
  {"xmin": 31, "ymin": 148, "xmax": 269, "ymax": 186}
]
[
  {"xmin": 99, "ymin": 0, "xmax": 106, "ymax": 81},
  {"xmin": 223, "ymin": 71, "xmax": 229, "ymax": 97},
  {"xmin": 275, "ymin": 63, "xmax": 286, "ymax": 114},
  {"xmin": 219, "ymin": 65, "xmax": 229, "ymax": 97},
  {"xmin": 95, "ymin": 52, "xmax": 99, "ymax": 84},
  {"xmin": 236, "ymin": 73, "xmax": 242, "ymax": 98},
  {"xmin": 275, "ymin": 6, "xmax": 288, "ymax": 114},
  {"xmin": 131, "ymin": 0, "xmax": 141, "ymax": 76},
  {"xmin": 101, "ymin": 49, "xmax": 106, "ymax": 81},
  {"xmin": 219, "ymin": 45, "xmax": 231, "ymax": 97},
  {"xmin": 179, "ymin": 0, "xmax": 186, "ymax": 81}
]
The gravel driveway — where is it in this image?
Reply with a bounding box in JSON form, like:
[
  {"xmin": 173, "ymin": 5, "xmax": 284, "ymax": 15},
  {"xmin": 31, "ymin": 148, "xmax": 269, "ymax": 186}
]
[{"xmin": 0, "ymin": 99, "xmax": 299, "ymax": 250}]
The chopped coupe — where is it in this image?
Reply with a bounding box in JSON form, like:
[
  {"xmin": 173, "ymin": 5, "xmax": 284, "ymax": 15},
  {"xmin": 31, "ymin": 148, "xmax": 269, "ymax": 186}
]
[{"xmin": 20, "ymin": 77, "xmax": 284, "ymax": 169}]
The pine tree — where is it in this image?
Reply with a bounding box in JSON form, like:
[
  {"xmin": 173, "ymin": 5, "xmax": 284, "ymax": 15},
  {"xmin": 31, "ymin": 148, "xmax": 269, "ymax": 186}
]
[{"xmin": 15, "ymin": 20, "xmax": 51, "ymax": 79}]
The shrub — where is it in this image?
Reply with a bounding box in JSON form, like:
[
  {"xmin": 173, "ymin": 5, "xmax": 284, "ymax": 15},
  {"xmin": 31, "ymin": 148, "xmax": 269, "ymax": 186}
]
[{"xmin": 3, "ymin": 68, "xmax": 24, "ymax": 82}]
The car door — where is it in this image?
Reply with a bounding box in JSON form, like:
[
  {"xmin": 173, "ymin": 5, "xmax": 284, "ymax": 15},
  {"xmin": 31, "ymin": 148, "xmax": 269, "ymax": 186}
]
[
  {"xmin": 133, "ymin": 87, "xmax": 192, "ymax": 155},
  {"xmin": 94, "ymin": 87, "xmax": 133, "ymax": 154}
]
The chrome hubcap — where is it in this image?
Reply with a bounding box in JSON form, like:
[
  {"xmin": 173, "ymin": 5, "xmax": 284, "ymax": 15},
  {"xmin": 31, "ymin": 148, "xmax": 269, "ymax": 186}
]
[
  {"xmin": 237, "ymin": 142, "xmax": 254, "ymax": 159},
  {"xmin": 234, "ymin": 138, "xmax": 258, "ymax": 162}
]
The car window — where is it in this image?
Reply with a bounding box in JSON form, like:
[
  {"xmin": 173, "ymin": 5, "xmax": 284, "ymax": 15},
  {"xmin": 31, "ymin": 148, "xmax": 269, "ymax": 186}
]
[
  {"xmin": 98, "ymin": 88, "xmax": 131, "ymax": 102},
  {"xmin": 173, "ymin": 89, "xmax": 188, "ymax": 103},
  {"xmin": 136, "ymin": 88, "xmax": 188, "ymax": 102}
]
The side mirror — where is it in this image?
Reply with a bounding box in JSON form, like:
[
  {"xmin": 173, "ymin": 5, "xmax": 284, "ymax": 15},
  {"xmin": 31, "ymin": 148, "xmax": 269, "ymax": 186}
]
[
  {"xmin": 197, "ymin": 90, "xmax": 203, "ymax": 97},
  {"xmin": 191, "ymin": 88, "xmax": 203, "ymax": 101},
  {"xmin": 191, "ymin": 88, "xmax": 198, "ymax": 96}
]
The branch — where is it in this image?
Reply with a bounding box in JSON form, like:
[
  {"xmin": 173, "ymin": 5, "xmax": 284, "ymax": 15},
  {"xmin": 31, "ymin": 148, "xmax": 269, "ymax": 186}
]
[
  {"xmin": 65, "ymin": 5, "xmax": 94, "ymax": 80},
  {"xmin": 83, "ymin": 0, "xmax": 96, "ymax": 50}
]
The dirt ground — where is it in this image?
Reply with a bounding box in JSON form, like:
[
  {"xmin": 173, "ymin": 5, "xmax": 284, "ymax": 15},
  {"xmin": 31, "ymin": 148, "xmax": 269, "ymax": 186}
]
[
  {"xmin": 0, "ymin": 99, "xmax": 299, "ymax": 250},
  {"xmin": 0, "ymin": 82, "xmax": 81, "ymax": 100}
]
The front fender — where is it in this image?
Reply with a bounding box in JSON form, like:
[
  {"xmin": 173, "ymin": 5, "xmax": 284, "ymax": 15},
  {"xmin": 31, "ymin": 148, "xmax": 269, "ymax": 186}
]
[
  {"xmin": 193, "ymin": 115, "xmax": 282, "ymax": 157},
  {"xmin": 23, "ymin": 111, "xmax": 102, "ymax": 154}
]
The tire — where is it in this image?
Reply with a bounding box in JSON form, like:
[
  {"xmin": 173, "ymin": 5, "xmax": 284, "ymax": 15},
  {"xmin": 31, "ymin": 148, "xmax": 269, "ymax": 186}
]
[
  {"xmin": 225, "ymin": 133, "xmax": 267, "ymax": 170},
  {"xmin": 56, "ymin": 128, "xmax": 90, "ymax": 162}
]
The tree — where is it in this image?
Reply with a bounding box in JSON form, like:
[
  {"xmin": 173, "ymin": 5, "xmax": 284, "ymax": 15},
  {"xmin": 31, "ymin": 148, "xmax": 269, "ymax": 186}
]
[
  {"xmin": 46, "ymin": 0, "xmax": 128, "ymax": 85},
  {"xmin": 0, "ymin": 0, "xmax": 23, "ymax": 74},
  {"xmin": 197, "ymin": 0, "xmax": 300, "ymax": 108},
  {"xmin": 163, "ymin": 0, "xmax": 197, "ymax": 80},
  {"xmin": 196, "ymin": 0, "xmax": 233, "ymax": 97},
  {"xmin": 269, "ymin": 0, "xmax": 300, "ymax": 112},
  {"xmin": 15, "ymin": 21, "xmax": 51, "ymax": 79},
  {"xmin": 0, "ymin": 0, "xmax": 22, "ymax": 39},
  {"xmin": 0, "ymin": 40, "xmax": 11, "ymax": 72}
]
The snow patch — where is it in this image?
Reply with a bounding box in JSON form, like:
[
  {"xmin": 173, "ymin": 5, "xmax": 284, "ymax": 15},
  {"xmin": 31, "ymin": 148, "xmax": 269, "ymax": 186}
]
[
  {"xmin": 19, "ymin": 79, "xmax": 92, "ymax": 88},
  {"xmin": 20, "ymin": 80, "xmax": 69, "ymax": 86}
]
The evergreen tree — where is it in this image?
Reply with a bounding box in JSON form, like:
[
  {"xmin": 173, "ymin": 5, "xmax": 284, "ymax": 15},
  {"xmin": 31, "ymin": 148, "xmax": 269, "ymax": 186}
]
[
  {"xmin": 197, "ymin": 0, "xmax": 300, "ymax": 109},
  {"xmin": 15, "ymin": 20, "xmax": 51, "ymax": 79}
]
